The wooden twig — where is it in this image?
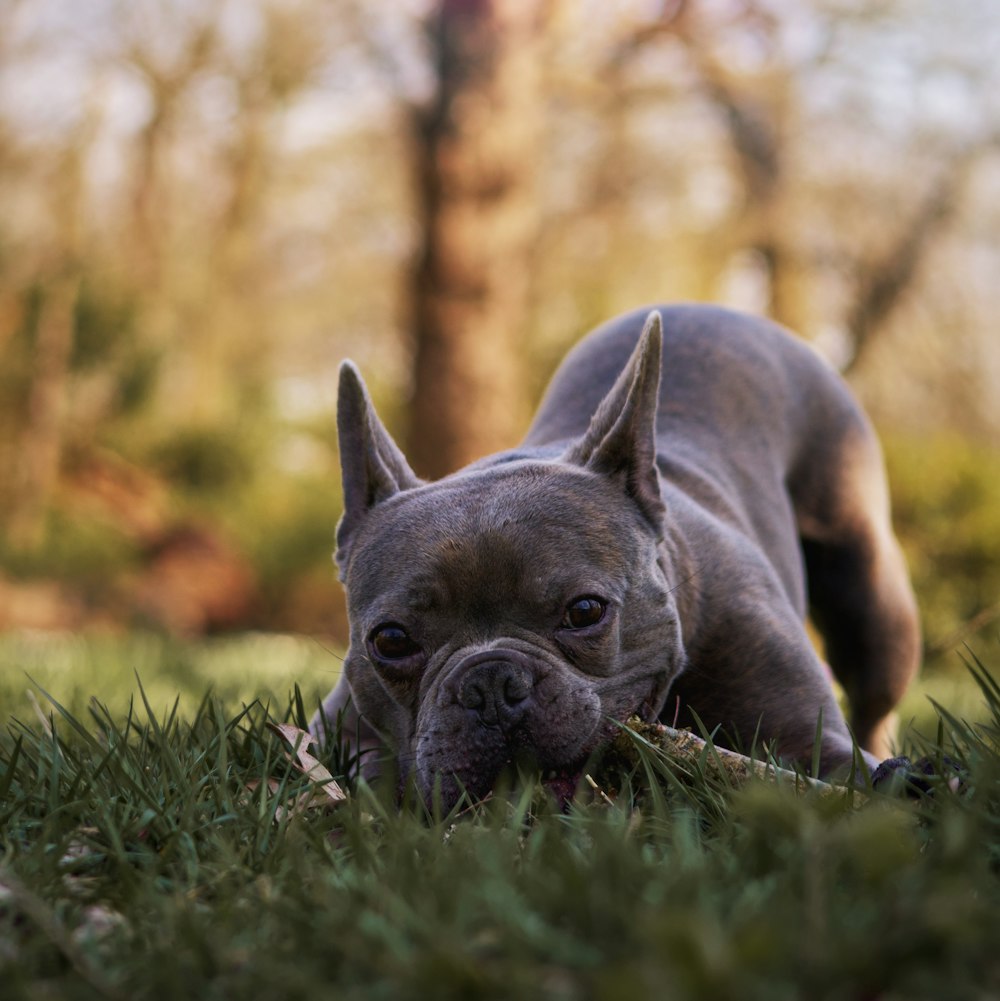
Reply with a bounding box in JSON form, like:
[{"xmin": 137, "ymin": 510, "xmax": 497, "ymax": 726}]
[{"xmin": 610, "ymin": 717, "xmax": 866, "ymax": 799}]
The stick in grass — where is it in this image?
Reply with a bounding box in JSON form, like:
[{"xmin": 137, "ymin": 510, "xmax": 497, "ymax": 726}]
[{"xmin": 602, "ymin": 716, "xmax": 865, "ymax": 798}]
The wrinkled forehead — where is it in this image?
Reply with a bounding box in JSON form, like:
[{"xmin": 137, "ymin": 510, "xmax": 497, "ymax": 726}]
[{"xmin": 345, "ymin": 463, "xmax": 642, "ymax": 604}]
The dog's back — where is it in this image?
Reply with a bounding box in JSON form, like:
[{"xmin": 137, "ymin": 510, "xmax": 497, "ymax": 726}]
[
  {"xmin": 526, "ymin": 304, "xmax": 919, "ymax": 760},
  {"xmin": 527, "ymin": 305, "xmax": 857, "ymax": 596}
]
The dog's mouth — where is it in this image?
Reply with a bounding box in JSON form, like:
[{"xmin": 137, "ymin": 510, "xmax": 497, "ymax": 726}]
[
  {"xmin": 432, "ymin": 735, "xmax": 600, "ymax": 812},
  {"xmin": 542, "ymin": 762, "xmax": 588, "ymax": 807},
  {"xmin": 416, "ymin": 680, "xmax": 663, "ymax": 811},
  {"xmin": 537, "ymin": 715, "xmax": 629, "ymax": 807},
  {"xmin": 536, "ymin": 689, "xmax": 668, "ymax": 806}
]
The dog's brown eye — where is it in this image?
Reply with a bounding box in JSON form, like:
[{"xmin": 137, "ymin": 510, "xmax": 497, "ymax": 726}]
[
  {"xmin": 369, "ymin": 624, "xmax": 422, "ymax": 662},
  {"xmin": 562, "ymin": 597, "xmax": 606, "ymax": 630}
]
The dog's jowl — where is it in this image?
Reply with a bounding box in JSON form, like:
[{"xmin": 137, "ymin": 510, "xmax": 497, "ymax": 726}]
[{"xmin": 312, "ymin": 304, "xmax": 920, "ymax": 807}]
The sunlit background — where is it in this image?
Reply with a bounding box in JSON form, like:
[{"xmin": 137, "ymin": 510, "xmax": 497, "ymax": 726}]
[{"xmin": 0, "ymin": 0, "xmax": 998, "ymax": 717}]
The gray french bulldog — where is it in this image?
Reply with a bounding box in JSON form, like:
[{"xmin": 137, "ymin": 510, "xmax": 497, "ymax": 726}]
[{"xmin": 311, "ymin": 304, "xmax": 920, "ymax": 807}]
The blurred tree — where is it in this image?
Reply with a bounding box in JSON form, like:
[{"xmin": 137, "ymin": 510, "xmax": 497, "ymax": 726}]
[
  {"xmin": 121, "ymin": 1, "xmax": 218, "ymax": 290},
  {"xmin": 0, "ymin": 0, "xmax": 998, "ymax": 644},
  {"xmin": 405, "ymin": 0, "xmax": 543, "ymax": 477},
  {"xmin": 842, "ymin": 139, "xmax": 996, "ymax": 375},
  {"xmin": 615, "ymin": 1, "xmax": 807, "ymax": 330},
  {"xmin": 6, "ymin": 107, "xmax": 96, "ymax": 549},
  {"xmin": 599, "ymin": 0, "xmax": 1000, "ymax": 391},
  {"xmin": 347, "ymin": 0, "xmax": 546, "ymax": 476}
]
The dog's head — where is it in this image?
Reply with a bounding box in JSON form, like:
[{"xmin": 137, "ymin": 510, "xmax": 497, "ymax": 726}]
[{"xmin": 334, "ymin": 313, "xmax": 686, "ymax": 806}]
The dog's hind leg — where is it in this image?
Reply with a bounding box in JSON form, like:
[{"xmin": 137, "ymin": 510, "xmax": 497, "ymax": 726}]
[{"xmin": 794, "ymin": 422, "xmax": 921, "ymax": 761}]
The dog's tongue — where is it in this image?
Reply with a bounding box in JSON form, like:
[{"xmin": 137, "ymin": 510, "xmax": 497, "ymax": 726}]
[
  {"xmin": 539, "ymin": 717, "xmax": 628, "ymax": 807},
  {"xmin": 545, "ymin": 775, "xmax": 581, "ymax": 807},
  {"xmin": 543, "ymin": 766, "xmax": 585, "ymax": 808}
]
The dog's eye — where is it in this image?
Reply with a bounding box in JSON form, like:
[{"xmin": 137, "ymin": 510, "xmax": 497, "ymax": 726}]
[
  {"xmin": 561, "ymin": 597, "xmax": 606, "ymax": 630},
  {"xmin": 368, "ymin": 624, "xmax": 422, "ymax": 662}
]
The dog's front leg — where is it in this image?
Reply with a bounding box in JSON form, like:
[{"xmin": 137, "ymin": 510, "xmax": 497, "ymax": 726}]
[{"xmin": 310, "ymin": 675, "xmax": 385, "ymax": 783}]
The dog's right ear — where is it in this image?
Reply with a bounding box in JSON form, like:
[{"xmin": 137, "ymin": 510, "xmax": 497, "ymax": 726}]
[
  {"xmin": 564, "ymin": 311, "xmax": 665, "ymax": 535},
  {"xmin": 335, "ymin": 362, "xmax": 422, "ymax": 574}
]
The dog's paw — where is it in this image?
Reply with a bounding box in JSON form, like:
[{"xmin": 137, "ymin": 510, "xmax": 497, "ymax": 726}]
[{"xmin": 870, "ymin": 754, "xmax": 965, "ymax": 796}]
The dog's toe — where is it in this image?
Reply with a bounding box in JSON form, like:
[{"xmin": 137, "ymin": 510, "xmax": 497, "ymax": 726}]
[{"xmin": 870, "ymin": 754, "xmax": 965, "ymax": 796}]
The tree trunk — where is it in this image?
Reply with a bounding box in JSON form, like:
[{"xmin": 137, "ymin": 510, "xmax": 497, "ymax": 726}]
[
  {"xmin": 7, "ymin": 272, "xmax": 80, "ymax": 550},
  {"xmin": 406, "ymin": 0, "xmax": 541, "ymax": 479},
  {"xmin": 700, "ymin": 68, "xmax": 807, "ymax": 333},
  {"xmin": 842, "ymin": 150, "xmax": 978, "ymax": 375},
  {"xmin": 6, "ymin": 116, "xmax": 91, "ymax": 550}
]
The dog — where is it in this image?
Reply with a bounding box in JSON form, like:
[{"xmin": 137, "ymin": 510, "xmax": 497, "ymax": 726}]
[{"xmin": 311, "ymin": 304, "xmax": 920, "ymax": 807}]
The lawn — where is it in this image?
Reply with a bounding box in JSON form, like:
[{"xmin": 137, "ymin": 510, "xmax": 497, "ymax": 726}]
[
  {"xmin": 0, "ymin": 631, "xmax": 341, "ymax": 724},
  {"xmin": 1, "ymin": 633, "xmax": 999, "ymax": 1000}
]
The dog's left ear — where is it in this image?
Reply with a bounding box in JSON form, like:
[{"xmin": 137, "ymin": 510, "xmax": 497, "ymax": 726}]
[
  {"xmin": 335, "ymin": 361, "xmax": 423, "ymax": 574},
  {"xmin": 565, "ymin": 310, "xmax": 665, "ymax": 533}
]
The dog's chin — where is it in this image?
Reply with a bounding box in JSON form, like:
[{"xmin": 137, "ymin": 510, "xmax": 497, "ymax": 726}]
[
  {"xmin": 418, "ymin": 751, "xmax": 592, "ymax": 813},
  {"xmin": 416, "ymin": 717, "xmax": 624, "ymax": 812}
]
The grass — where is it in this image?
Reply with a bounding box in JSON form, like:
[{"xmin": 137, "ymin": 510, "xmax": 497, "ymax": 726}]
[
  {"xmin": 0, "ymin": 631, "xmax": 340, "ymax": 722},
  {"xmin": 1, "ymin": 635, "xmax": 999, "ymax": 1000}
]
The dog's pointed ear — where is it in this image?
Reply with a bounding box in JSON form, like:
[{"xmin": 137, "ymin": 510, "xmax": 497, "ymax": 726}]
[
  {"xmin": 335, "ymin": 361, "xmax": 422, "ymax": 572},
  {"xmin": 564, "ymin": 311, "xmax": 665, "ymax": 533}
]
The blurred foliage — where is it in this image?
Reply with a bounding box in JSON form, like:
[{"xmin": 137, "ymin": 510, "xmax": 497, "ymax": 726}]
[
  {"xmin": 0, "ymin": 508, "xmax": 139, "ymax": 585},
  {"xmin": 151, "ymin": 425, "xmax": 255, "ymax": 495},
  {"xmin": 69, "ymin": 281, "xmax": 137, "ymax": 373},
  {"xmin": 0, "ymin": 0, "xmax": 996, "ymax": 648},
  {"xmin": 886, "ymin": 434, "xmax": 1000, "ymax": 670},
  {"xmin": 72, "ymin": 280, "xmax": 163, "ymax": 418},
  {"xmin": 202, "ymin": 472, "xmax": 345, "ymax": 633}
]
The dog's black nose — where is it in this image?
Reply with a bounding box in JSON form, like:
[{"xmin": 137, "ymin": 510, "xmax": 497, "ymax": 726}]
[{"xmin": 459, "ymin": 660, "xmax": 532, "ymax": 729}]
